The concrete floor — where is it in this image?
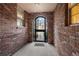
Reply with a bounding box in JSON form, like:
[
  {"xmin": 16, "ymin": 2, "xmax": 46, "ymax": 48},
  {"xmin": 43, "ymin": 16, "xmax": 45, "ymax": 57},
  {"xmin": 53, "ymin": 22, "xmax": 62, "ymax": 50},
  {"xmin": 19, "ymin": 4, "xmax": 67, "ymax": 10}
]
[{"xmin": 13, "ymin": 42, "xmax": 58, "ymax": 56}]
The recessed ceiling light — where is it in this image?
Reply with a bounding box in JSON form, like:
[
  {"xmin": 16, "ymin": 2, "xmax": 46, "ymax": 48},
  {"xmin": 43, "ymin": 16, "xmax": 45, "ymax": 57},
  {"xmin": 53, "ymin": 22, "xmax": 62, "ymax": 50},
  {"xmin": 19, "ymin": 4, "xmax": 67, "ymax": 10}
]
[{"xmin": 34, "ymin": 3, "xmax": 40, "ymax": 6}]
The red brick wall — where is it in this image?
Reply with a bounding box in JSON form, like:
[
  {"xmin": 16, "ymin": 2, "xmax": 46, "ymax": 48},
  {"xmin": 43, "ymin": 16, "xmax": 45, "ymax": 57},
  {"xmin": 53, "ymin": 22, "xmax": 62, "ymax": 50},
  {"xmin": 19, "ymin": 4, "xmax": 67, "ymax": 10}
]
[
  {"xmin": 2, "ymin": 3, "xmax": 79, "ymax": 56},
  {"xmin": 24, "ymin": 11, "xmax": 32, "ymax": 42},
  {"xmin": 30, "ymin": 12, "xmax": 54, "ymax": 44},
  {"xmin": 0, "ymin": 4, "xmax": 29, "ymax": 56},
  {"xmin": 54, "ymin": 3, "xmax": 79, "ymax": 56}
]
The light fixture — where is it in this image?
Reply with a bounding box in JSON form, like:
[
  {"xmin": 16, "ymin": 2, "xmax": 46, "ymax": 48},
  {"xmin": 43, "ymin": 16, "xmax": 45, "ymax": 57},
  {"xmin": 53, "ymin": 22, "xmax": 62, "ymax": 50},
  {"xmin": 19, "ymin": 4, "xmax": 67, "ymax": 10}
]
[{"xmin": 34, "ymin": 3, "xmax": 40, "ymax": 6}]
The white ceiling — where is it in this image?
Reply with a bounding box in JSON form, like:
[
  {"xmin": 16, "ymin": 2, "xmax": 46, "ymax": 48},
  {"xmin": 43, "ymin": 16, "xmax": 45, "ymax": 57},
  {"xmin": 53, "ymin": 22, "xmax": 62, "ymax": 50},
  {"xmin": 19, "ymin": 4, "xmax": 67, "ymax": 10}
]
[{"xmin": 18, "ymin": 3, "xmax": 57, "ymax": 13}]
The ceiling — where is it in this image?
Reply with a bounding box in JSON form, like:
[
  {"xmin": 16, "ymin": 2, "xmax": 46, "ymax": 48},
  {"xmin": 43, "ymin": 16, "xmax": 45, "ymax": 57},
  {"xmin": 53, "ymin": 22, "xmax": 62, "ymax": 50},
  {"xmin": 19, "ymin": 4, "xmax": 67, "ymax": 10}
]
[{"xmin": 18, "ymin": 3, "xmax": 57, "ymax": 13}]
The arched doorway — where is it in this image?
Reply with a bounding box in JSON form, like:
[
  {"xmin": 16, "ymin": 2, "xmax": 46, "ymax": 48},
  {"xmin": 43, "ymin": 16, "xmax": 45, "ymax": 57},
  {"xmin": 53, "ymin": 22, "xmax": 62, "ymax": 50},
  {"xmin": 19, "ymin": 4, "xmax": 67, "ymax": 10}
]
[{"xmin": 33, "ymin": 16, "xmax": 48, "ymax": 42}]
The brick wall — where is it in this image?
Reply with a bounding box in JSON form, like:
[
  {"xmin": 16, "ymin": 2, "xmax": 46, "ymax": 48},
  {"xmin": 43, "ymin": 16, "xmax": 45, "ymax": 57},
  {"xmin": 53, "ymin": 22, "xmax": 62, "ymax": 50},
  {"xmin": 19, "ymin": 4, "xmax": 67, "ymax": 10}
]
[
  {"xmin": 30, "ymin": 12, "xmax": 54, "ymax": 44},
  {"xmin": 24, "ymin": 11, "xmax": 32, "ymax": 43},
  {"xmin": 1, "ymin": 3, "xmax": 79, "ymax": 56},
  {"xmin": 54, "ymin": 3, "xmax": 79, "ymax": 56},
  {"xmin": 0, "ymin": 4, "xmax": 29, "ymax": 56}
]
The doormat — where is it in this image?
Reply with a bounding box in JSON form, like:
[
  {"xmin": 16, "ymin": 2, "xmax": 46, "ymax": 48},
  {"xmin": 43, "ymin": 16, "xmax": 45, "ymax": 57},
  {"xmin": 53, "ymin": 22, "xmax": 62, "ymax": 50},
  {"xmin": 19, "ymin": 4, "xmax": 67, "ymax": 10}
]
[{"xmin": 34, "ymin": 43, "xmax": 45, "ymax": 46}]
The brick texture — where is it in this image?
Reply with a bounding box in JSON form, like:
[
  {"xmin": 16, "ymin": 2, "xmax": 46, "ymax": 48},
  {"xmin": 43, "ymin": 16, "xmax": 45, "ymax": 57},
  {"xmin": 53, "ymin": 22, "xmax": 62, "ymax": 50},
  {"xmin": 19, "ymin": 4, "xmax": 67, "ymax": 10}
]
[
  {"xmin": 1, "ymin": 3, "xmax": 79, "ymax": 56},
  {"xmin": 0, "ymin": 4, "xmax": 29, "ymax": 56},
  {"xmin": 54, "ymin": 3, "xmax": 79, "ymax": 56}
]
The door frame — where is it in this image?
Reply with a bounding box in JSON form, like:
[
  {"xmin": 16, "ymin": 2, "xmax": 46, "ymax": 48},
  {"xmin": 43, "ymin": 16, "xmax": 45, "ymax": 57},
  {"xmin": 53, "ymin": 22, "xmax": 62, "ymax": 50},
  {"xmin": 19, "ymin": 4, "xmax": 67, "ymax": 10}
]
[{"xmin": 34, "ymin": 16, "xmax": 47, "ymax": 42}]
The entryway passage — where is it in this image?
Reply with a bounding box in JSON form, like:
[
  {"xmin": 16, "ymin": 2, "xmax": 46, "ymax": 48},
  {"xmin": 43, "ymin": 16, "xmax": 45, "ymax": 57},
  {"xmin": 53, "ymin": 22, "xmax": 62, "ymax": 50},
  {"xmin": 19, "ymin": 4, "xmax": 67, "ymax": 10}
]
[{"xmin": 13, "ymin": 42, "xmax": 58, "ymax": 56}]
